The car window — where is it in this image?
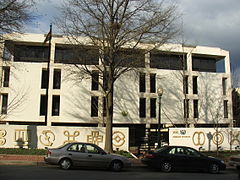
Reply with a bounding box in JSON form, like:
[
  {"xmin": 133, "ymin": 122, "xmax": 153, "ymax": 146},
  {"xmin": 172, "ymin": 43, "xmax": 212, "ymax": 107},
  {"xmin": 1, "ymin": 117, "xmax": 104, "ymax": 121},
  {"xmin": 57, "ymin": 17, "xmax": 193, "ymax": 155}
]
[
  {"xmin": 85, "ymin": 144, "xmax": 100, "ymax": 154},
  {"xmin": 168, "ymin": 147, "xmax": 185, "ymax": 155},
  {"xmin": 68, "ymin": 143, "xmax": 86, "ymax": 152},
  {"xmin": 185, "ymin": 148, "xmax": 201, "ymax": 157}
]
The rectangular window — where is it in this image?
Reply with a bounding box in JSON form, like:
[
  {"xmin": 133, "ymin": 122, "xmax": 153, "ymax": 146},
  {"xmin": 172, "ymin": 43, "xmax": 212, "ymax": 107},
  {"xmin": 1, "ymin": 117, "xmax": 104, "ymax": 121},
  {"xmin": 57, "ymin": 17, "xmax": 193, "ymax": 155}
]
[
  {"xmin": 224, "ymin": 100, "xmax": 228, "ymax": 118},
  {"xmin": 54, "ymin": 46, "xmax": 99, "ymax": 65},
  {"xmin": 150, "ymin": 74, "xmax": 156, "ymax": 93},
  {"xmin": 139, "ymin": 98, "xmax": 146, "ymax": 118},
  {"xmin": 150, "ymin": 98, "xmax": 156, "ymax": 118},
  {"xmin": 183, "ymin": 75, "xmax": 188, "ymax": 94},
  {"xmin": 41, "ymin": 69, "xmax": 48, "ymax": 89},
  {"xmin": 222, "ymin": 78, "xmax": 227, "ymax": 95},
  {"xmin": 92, "ymin": 70, "xmax": 99, "ymax": 91},
  {"xmin": 192, "ymin": 56, "xmax": 216, "ymax": 72},
  {"xmin": 2, "ymin": 67, "xmax": 10, "ymax": 87},
  {"xmin": 52, "ymin": 95, "xmax": 60, "ymax": 116},
  {"xmin": 150, "ymin": 52, "xmax": 187, "ymax": 70},
  {"xmin": 193, "ymin": 99, "xmax": 198, "ymax": 118},
  {"xmin": 193, "ymin": 76, "xmax": 198, "ymax": 94},
  {"xmin": 91, "ymin": 96, "xmax": 98, "ymax": 117},
  {"xmin": 103, "ymin": 97, "xmax": 106, "ymax": 117},
  {"xmin": 14, "ymin": 45, "xmax": 49, "ymax": 62},
  {"xmin": 1, "ymin": 94, "xmax": 8, "ymax": 114},
  {"xmin": 53, "ymin": 69, "xmax": 61, "ymax": 89},
  {"xmin": 40, "ymin": 95, "xmax": 47, "ymax": 116},
  {"xmin": 139, "ymin": 73, "xmax": 146, "ymax": 92},
  {"xmin": 184, "ymin": 99, "xmax": 189, "ymax": 118}
]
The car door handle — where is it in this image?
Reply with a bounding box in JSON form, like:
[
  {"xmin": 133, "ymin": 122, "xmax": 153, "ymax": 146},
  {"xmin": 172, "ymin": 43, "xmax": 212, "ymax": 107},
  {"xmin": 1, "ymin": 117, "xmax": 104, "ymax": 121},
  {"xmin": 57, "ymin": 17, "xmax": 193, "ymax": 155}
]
[
  {"xmin": 68, "ymin": 153, "xmax": 72, "ymax": 156},
  {"xmin": 88, "ymin": 155, "xmax": 92, "ymax": 157}
]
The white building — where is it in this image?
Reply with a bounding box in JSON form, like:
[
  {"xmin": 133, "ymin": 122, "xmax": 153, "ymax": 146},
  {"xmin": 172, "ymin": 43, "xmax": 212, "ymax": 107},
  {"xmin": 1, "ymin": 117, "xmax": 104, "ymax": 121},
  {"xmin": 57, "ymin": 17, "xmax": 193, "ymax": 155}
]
[{"xmin": 0, "ymin": 33, "xmax": 233, "ymax": 148}]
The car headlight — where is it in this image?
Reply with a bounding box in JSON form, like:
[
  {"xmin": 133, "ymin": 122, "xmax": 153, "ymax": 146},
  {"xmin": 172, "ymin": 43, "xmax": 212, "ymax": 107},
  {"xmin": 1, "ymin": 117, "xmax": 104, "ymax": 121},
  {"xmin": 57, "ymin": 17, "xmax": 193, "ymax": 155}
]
[{"xmin": 220, "ymin": 160, "xmax": 225, "ymax": 164}]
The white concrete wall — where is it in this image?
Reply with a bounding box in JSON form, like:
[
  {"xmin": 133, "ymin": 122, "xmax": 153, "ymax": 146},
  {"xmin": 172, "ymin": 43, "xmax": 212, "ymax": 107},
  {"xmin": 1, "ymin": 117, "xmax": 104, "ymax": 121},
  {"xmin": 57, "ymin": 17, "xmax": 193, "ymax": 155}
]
[
  {"xmin": 169, "ymin": 128, "xmax": 240, "ymax": 151},
  {"xmin": 0, "ymin": 33, "xmax": 233, "ymax": 126},
  {"xmin": 0, "ymin": 125, "xmax": 129, "ymax": 151}
]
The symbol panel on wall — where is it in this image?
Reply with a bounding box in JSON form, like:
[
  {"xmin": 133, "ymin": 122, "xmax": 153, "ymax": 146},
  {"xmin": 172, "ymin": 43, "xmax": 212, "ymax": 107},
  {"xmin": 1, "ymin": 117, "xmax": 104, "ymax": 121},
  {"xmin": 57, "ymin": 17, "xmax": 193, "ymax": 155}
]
[
  {"xmin": 113, "ymin": 131, "xmax": 125, "ymax": 147},
  {"xmin": 0, "ymin": 129, "xmax": 7, "ymax": 146},
  {"xmin": 87, "ymin": 131, "xmax": 103, "ymax": 145},
  {"xmin": 39, "ymin": 130, "xmax": 55, "ymax": 146},
  {"xmin": 63, "ymin": 131, "xmax": 80, "ymax": 144}
]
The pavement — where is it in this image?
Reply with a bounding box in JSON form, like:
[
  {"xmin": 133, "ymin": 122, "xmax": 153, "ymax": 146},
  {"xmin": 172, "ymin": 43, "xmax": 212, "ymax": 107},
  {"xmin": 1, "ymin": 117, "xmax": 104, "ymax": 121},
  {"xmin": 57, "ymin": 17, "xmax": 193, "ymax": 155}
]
[
  {"xmin": 0, "ymin": 154, "xmax": 236, "ymax": 170},
  {"xmin": 0, "ymin": 154, "xmax": 145, "ymax": 167}
]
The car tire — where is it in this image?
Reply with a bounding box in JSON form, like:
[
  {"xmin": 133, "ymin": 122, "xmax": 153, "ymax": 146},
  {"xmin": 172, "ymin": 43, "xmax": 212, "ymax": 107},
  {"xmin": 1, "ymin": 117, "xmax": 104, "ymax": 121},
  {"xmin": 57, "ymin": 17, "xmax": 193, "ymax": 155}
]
[
  {"xmin": 209, "ymin": 163, "xmax": 219, "ymax": 174},
  {"xmin": 110, "ymin": 160, "xmax": 123, "ymax": 172},
  {"xmin": 161, "ymin": 162, "xmax": 172, "ymax": 173},
  {"xmin": 59, "ymin": 158, "xmax": 72, "ymax": 170}
]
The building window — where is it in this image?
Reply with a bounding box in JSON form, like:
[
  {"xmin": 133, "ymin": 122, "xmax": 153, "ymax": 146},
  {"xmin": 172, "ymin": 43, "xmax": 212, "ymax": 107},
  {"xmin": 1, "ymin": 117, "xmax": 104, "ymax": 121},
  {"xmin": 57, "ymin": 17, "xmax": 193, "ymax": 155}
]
[
  {"xmin": 222, "ymin": 78, "xmax": 227, "ymax": 95},
  {"xmin": 139, "ymin": 98, "xmax": 146, "ymax": 118},
  {"xmin": 54, "ymin": 46, "xmax": 99, "ymax": 65},
  {"xmin": 1, "ymin": 94, "xmax": 8, "ymax": 114},
  {"xmin": 40, "ymin": 95, "xmax": 47, "ymax": 116},
  {"xmin": 192, "ymin": 56, "xmax": 216, "ymax": 72},
  {"xmin": 139, "ymin": 73, "xmax": 146, "ymax": 93},
  {"xmin": 2, "ymin": 67, "xmax": 10, "ymax": 87},
  {"xmin": 53, "ymin": 69, "xmax": 61, "ymax": 89},
  {"xmin": 150, "ymin": 52, "xmax": 187, "ymax": 70},
  {"xmin": 91, "ymin": 96, "xmax": 98, "ymax": 117},
  {"xmin": 224, "ymin": 100, "xmax": 228, "ymax": 118},
  {"xmin": 193, "ymin": 76, "xmax": 198, "ymax": 94},
  {"xmin": 52, "ymin": 95, "xmax": 60, "ymax": 116},
  {"xmin": 41, "ymin": 69, "xmax": 48, "ymax": 89},
  {"xmin": 150, "ymin": 98, "xmax": 156, "ymax": 118},
  {"xmin": 184, "ymin": 99, "xmax": 189, "ymax": 118},
  {"xmin": 103, "ymin": 97, "xmax": 106, "ymax": 117},
  {"xmin": 14, "ymin": 45, "xmax": 49, "ymax": 62},
  {"xmin": 193, "ymin": 99, "xmax": 198, "ymax": 118},
  {"xmin": 150, "ymin": 74, "xmax": 156, "ymax": 93},
  {"xmin": 92, "ymin": 70, "xmax": 99, "ymax": 91},
  {"xmin": 183, "ymin": 75, "xmax": 188, "ymax": 94}
]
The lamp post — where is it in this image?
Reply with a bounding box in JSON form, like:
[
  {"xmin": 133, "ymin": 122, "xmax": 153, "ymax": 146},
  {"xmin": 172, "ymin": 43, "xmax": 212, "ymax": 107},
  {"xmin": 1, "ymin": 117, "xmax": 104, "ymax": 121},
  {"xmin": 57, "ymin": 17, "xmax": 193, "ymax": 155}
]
[{"xmin": 157, "ymin": 87, "xmax": 163, "ymax": 148}]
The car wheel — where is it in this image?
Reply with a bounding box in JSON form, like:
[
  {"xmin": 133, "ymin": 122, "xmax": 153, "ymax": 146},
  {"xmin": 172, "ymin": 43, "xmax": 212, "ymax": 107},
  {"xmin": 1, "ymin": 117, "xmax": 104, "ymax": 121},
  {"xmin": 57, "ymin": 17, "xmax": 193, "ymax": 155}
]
[
  {"xmin": 209, "ymin": 163, "xmax": 219, "ymax": 174},
  {"xmin": 59, "ymin": 158, "xmax": 72, "ymax": 170},
  {"xmin": 110, "ymin": 160, "xmax": 123, "ymax": 172},
  {"xmin": 161, "ymin": 162, "xmax": 172, "ymax": 173}
]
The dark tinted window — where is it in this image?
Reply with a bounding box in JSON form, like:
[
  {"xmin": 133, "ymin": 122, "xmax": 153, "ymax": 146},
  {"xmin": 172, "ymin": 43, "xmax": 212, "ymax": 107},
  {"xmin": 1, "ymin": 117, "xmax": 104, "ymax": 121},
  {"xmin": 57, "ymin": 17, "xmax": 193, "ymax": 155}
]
[
  {"xmin": 14, "ymin": 45, "xmax": 48, "ymax": 62},
  {"xmin": 150, "ymin": 98, "xmax": 156, "ymax": 118},
  {"xmin": 192, "ymin": 56, "xmax": 216, "ymax": 72},
  {"xmin": 113, "ymin": 49, "xmax": 145, "ymax": 67},
  {"xmin": 41, "ymin": 69, "xmax": 48, "ymax": 89},
  {"xmin": 2, "ymin": 67, "xmax": 10, "ymax": 87},
  {"xmin": 150, "ymin": 74, "xmax": 156, "ymax": 93},
  {"xmin": 91, "ymin": 96, "xmax": 98, "ymax": 117},
  {"xmin": 139, "ymin": 98, "xmax": 146, "ymax": 118},
  {"xmin": 40, "ymin": 95, "xmax": 47, "ymax": 116},
  {"xmin": 91, "ymin": 70, "xmax": 99, "ymax": 91},
  {"xmin": 150, "ymin": 52, "xmax": 187, "ymax": 70},
  {"xmin": 52, "ymin": 95, "xmax": 60, "ymax": 116},
  {"xmin": 139, "ymin": 73, "xmax": 146, "ymax": 92},
  {"xmin": 1, "ymin": 94, "xmax": 8, "ymax": 114},
  {"xmin": 55, "ymin": 46, "xmax": 99, "ymax": 65},
  {"xmin": 53, "ymin": 69, "xmax": 61, "ymax": 89}
]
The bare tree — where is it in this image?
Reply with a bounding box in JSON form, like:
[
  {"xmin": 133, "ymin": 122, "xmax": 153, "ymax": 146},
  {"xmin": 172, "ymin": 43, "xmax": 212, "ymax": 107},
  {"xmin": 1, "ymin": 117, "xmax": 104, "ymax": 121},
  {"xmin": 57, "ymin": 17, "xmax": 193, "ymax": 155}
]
[{"xmin": 56, "ymin": 0, "xmax": 178, "ymax": 152}]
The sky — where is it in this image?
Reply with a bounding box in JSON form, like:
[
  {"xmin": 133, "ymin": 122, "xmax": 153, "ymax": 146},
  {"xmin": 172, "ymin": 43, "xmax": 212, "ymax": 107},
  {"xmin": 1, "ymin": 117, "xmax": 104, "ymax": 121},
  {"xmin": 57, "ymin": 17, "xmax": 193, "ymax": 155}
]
[{"xmin": 24, "ymin": 0, "xmax": 240, "ymax": 86}]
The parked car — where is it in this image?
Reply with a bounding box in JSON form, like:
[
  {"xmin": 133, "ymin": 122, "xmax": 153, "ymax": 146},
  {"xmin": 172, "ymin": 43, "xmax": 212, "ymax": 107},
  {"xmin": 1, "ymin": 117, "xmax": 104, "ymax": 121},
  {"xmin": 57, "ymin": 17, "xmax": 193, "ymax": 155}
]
[
  {"xmin": 228, "ymin": 154, "xmax": 240, "ymax": 170},
  {"xmin": 44, "ymin": 142, "xmax": 131, "ymax": 171},
  {"xmin": 141, "ymin": 146, "xmax": 226, "ymax": 173}
]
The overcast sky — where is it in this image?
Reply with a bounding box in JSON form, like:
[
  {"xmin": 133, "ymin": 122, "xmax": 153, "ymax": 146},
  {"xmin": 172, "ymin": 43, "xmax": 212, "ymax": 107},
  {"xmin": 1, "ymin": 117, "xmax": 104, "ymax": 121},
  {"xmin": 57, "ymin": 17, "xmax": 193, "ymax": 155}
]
[{"xmin": 24, "ymin": 0, "xmax": 240, "ymax": 85}]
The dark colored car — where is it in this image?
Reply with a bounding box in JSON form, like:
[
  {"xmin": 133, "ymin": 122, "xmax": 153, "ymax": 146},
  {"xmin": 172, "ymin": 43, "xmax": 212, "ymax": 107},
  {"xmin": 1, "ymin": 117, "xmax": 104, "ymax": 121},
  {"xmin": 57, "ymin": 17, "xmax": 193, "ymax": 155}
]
[
  {"xmin": 44, "ymin": 142, "xmax": 131, "ymax": 171},
  {"xmin": 141, "ymin": 146, "xmax": 226, "ymax": 173}
]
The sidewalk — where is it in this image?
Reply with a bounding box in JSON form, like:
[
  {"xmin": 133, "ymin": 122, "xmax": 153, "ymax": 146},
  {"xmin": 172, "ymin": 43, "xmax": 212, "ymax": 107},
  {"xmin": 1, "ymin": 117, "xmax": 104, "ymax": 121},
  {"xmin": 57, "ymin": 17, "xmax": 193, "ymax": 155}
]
[{"xmin": 0, "ymin": 154, "xmax": 144, "ymax": 167}]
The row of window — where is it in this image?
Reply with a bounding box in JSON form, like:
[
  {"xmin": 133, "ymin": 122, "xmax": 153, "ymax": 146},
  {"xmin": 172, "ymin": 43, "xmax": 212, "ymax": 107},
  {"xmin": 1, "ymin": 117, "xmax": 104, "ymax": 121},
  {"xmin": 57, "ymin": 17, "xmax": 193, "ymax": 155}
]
[
  {"xmin": 10, "ymin": 44, "xmax": 223, "ymax": 72},
  {"xmin": 183, "ymin": 99, "xmax": 228, "ymax": 119}
]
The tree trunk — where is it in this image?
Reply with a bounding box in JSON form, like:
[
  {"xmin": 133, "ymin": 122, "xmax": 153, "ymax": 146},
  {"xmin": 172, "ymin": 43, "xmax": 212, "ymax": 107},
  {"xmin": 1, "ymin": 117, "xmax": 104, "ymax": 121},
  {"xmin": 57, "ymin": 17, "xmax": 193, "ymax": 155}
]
[{"xmin": 104, "ymin": 72, "xmax": 114, "ymax": 153}]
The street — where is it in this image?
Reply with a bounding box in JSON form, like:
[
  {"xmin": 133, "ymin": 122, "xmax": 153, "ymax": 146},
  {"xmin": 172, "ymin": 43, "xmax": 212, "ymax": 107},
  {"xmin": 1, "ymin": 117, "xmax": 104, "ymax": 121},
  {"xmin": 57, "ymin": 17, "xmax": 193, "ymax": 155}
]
[{"xmin": 0, "ymin": 165, "xmax": 239, "ymax": 180}]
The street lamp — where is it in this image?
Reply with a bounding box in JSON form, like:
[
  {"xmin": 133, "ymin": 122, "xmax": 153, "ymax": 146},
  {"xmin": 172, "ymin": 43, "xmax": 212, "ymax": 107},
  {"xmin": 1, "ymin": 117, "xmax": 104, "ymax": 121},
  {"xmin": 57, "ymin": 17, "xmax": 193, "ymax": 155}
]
[{"xmin": 157, "ymin": 87, "xmax": 163, "ymax": 148}]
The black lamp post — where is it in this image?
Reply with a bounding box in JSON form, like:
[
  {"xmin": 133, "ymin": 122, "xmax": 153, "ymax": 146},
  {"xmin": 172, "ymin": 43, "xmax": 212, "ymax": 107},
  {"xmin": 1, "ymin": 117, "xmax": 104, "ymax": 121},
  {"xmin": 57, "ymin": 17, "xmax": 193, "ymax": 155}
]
[{"xmin": 157, "ymin": 87, "xmax": 163, "ymax": 148}]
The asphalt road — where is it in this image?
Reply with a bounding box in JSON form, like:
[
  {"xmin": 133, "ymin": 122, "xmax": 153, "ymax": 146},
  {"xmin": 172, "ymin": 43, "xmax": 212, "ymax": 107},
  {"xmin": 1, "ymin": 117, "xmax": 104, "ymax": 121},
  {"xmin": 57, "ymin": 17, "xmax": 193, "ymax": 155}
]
[{"xmin": 0, "ymin": 165, "xmax": 239, "ymax": 180}]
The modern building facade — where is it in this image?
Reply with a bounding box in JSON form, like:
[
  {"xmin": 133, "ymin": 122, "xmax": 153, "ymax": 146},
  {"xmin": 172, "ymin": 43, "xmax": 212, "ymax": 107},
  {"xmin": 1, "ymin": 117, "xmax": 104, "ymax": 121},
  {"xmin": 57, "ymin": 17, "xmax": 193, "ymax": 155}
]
[{"xmin": 0, "ymin": 33, "xmax": 233, "ymax": 148}]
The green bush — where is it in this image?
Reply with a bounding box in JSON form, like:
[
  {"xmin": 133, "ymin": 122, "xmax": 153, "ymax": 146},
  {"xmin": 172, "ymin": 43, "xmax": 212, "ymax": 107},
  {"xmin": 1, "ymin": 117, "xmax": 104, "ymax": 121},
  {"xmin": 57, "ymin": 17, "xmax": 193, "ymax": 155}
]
[
  {"xmin": 113, "ymin": 150, "xmax": 133, "ymax": 158},
  {"xmin": 0, "ymin": 148, "xmax": 47, "ymax": 155}
]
